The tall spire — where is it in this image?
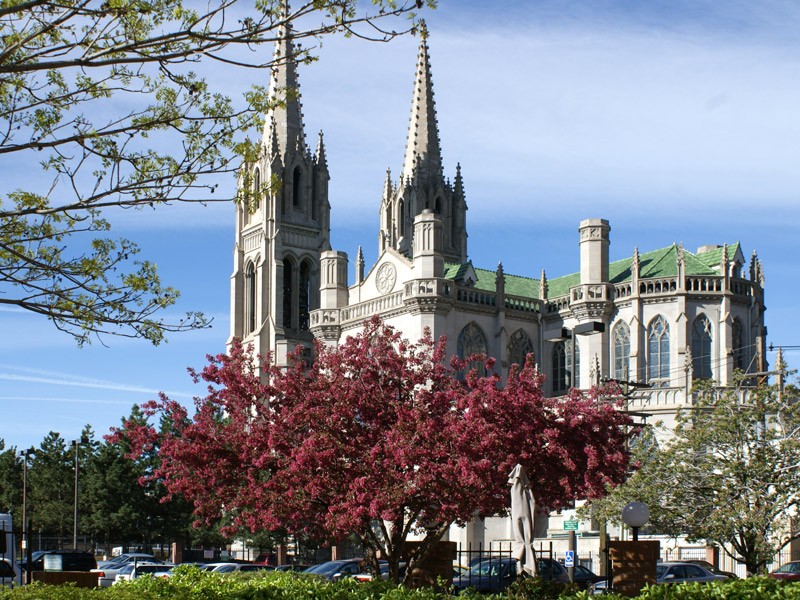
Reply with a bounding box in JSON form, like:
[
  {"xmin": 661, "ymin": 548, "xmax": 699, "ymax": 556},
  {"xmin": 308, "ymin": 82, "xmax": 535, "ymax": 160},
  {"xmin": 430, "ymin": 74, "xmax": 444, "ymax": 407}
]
[
  {"xmin": 401, "ymin": 22, "xmax": 443, "ymax": 182},
  {"xmin": 262, "ymin": 15, "xmax": 306, "ymax": 157}
]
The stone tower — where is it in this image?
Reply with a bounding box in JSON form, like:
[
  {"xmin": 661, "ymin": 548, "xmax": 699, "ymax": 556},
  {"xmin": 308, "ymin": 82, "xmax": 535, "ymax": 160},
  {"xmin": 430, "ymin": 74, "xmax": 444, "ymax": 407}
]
[
  {"xmin": 229, "ymin": 19, "xmax": 331, "ymax": 365},
  {"xmin": 378, "ymin": 26, "xmax": 467, "ymax": 264}
]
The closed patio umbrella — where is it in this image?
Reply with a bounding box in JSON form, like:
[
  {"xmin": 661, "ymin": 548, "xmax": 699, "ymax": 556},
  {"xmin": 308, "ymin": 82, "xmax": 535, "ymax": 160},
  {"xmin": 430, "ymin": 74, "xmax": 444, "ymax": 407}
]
[{"xmin": 508, "ymin": 463, "xmax": 537, "ymax": 576}]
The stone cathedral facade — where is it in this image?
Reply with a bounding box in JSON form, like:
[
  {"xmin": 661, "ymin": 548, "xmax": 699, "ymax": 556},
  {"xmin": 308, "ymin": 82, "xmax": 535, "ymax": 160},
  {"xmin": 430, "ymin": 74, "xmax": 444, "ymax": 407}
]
[{"xmin": 229, "ymin": 27, "xmax": 768, "ymax": 550}]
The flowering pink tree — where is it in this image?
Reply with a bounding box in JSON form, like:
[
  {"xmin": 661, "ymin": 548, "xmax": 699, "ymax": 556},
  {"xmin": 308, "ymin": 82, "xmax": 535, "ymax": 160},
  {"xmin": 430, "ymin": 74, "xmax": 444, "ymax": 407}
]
[{"xmin": 115, "ymin": 316, "xmax": 632, "ymax": 582}]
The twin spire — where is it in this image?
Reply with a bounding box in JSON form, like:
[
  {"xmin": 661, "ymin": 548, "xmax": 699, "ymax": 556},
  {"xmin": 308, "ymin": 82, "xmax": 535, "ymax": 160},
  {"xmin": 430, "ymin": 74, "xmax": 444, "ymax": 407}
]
[{"xmin": 401, "ymin": 22, "xmax": 444, "ymax": 183}]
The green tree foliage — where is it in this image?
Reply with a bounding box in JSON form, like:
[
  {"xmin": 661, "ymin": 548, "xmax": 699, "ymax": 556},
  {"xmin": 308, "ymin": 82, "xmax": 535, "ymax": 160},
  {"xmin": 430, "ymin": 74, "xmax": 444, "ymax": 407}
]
[
  {"xmin": 0, "ymin": 0, "xmax": 431, "ymax": 346},
  {"xmin": 27, "ymin": 432, "xmax": 73, "ymax": 537},
  {"xmin": 590, "ymin": 374, "xmax": 800, "ymax": 575},
  {"xmin": 0, "ymin": 440, "xmax": 21, "ymax": 523}
]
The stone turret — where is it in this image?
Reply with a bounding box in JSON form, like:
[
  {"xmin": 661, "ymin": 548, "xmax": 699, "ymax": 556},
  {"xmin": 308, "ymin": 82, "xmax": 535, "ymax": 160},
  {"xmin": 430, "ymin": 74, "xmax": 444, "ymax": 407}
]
[
  {"xmin": 412, "ymin": 209, "xmax": 444, "ymax": 278},
  {"xmin": 579, "ymin": 219, "xmax": 610, "ymax": 284}
]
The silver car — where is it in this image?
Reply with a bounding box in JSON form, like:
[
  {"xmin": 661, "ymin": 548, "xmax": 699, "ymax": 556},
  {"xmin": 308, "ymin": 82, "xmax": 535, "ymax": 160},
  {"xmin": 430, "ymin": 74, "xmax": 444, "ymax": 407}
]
[{"xmin": 590, "ymin": 561, "xmax": 728, "ymax": 594}]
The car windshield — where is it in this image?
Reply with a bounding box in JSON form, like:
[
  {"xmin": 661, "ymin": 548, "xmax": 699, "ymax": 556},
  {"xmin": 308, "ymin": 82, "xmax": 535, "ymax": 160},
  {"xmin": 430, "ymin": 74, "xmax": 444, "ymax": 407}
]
[
  {"xmin": 308, "ymin": 561, "xmax": 352, "ymax": 575},
  {"xmin": 118, "ymin": 565, "xmax": 135, "ymax": 574},
  {"xmin": 468, "ymin": 560, "xmax": 507, "ymax": 577}
]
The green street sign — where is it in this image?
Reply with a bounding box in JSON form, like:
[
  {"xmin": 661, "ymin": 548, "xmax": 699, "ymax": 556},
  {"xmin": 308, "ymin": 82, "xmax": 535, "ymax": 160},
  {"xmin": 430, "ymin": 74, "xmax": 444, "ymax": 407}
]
[{"xmin": 563, "ymin": 519, "xmax": 579, "ymax": 531}]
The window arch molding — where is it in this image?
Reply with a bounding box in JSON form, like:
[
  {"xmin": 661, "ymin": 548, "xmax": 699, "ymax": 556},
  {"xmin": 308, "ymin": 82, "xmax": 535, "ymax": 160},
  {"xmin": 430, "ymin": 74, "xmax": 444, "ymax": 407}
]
[
  {"xmin": 507, "ymin": 329, "xmax": 534, "ymax": 371},
  {"xmin": 244, "ymin": 259, "xmax": 257, "ymax": 335},
  {"xmin": 611, "ymin": 321, "xmax": 631, "ymax": 380},
  {"xmin": 647, "ymin": 315, "xmax": 670, "ymax": 385},
  {"xmin": 692, "ymin": 314, "xmax": 713, "ymax": 381},
  {"xmin": 457, "ymin": 321, "xmax": 488, "ymax": 377}
]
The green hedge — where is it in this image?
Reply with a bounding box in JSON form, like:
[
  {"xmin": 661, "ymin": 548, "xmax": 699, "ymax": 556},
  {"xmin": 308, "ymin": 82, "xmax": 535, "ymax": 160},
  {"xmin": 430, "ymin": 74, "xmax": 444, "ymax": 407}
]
[{"xmin": 2, "ymin": 571, "xmax": 800, "ymax": 600}]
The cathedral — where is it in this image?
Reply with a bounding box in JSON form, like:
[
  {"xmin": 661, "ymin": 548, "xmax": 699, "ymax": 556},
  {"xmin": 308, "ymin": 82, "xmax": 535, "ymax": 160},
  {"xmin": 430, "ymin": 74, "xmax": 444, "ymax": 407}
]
[{"xmin": 228, "ymin": 25, "xmax": 767, "ymax": 553}]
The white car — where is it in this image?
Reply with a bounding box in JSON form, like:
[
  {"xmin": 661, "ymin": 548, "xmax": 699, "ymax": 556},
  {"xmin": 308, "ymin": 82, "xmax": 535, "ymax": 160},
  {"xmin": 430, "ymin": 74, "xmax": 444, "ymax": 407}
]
[
  {"xmin": 1, "ymin": 558, "xmax": 21, "ymax": 588},
  {"xmin": 94, "ymin": 553, "xmax": 161, "ymax": 587},
  {"xmin": 113, "ymin": 562, "xmax": 174, "ymax": 584},
  {"xmin": 206, "ymin": 562, "xmax": 275, "ymax": 574}
]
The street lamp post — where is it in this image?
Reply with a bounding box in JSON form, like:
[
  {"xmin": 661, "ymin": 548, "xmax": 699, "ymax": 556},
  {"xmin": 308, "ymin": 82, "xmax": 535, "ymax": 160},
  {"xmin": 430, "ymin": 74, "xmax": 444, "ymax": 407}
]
[
  {"xmin": 19, "ymin": 448, "xmax": 35, "ymax": 585},
  {"xmin": 622, "ymin": 501, "xmax": 649, "ymax": 541},
  {"xmin": 72, "ymin": 436, "xmax": 89, "ymax": 549}
]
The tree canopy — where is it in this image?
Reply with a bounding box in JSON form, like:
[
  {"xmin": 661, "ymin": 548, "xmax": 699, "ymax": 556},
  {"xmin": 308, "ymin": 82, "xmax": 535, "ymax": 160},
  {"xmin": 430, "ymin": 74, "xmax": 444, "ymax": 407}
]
[
  {"xmin": 116, "ymin": 316, "xmax": 633, "ymax": 582},
  {"xmin": 0, "ymin": 0, "xmax": 430, "ymax": 345},
  {"xmin": 589, "ymin": 373, "xmax": 800, "ymax": 576}
]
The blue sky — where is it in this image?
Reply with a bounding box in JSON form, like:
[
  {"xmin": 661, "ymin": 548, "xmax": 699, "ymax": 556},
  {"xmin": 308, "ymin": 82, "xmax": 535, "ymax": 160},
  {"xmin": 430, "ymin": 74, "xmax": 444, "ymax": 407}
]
[{"xmin": 2, "ymin": 0, "xmax": 799, "ymax": 450}]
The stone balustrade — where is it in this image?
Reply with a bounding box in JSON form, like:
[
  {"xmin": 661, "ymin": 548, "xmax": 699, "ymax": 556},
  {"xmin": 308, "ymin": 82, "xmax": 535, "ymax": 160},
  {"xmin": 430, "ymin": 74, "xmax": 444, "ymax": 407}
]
[{"xmin": 340, "ymin": 290, "xmax": 405, "ymax": 324}]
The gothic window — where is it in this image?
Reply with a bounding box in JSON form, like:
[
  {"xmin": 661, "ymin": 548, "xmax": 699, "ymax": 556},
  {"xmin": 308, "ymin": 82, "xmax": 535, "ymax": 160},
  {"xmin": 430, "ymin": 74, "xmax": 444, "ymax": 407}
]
[
  {"xmin": 612, "ymin": 321, "xmax": 630, "ymax": 380},
  {"xmin": 450, "ymin": 198, "xmax": 456, "ymax": 245},
  {"xmin": 245, "ymin": 261, "xmax": 256, "ymax": 335},
  {"xmin": 732, "ymin": 318, "xmax": 746, "ymax": 371},
  {"xmin": 552, "ymin": 343, "xmax": 567, "ymax": 394},
  {"xmin": 299, "ymin": 260, "xmax": 312, "ymax": 331},
  {"xmin": 399, "ymin": 200, "xmax": 405, "ymax": 238},
  {"xmin": 282, "ymin": 256, "xmax": 295, "ymax": 329},
  {"xmin": 292, "ymin": 166, "xmax": 302, "ymax": 208},
  {"xmin": 647, "ymin": 315, "xmax": 670, "ymax": 385},
  {"xmin": 507, "ymin": 329, "xmax": 534, "ymax": 372},
  {"xmin": 692, "ymin": 314, "xmax": 713, "ymax": 380},
  {"xmin": 457, "ymin": 322, "xmax": 488, "ymax": 378},
  {"xmin": 552, "ymin": 339, "xmax": 580, "ymax": 393},
  {"xmin": 311, "ymin": 174, "xmax": 318, "ymax": 221},
  {"xmin": 434, "ymin": 197, "xmax": 442, "ymax": 214}
]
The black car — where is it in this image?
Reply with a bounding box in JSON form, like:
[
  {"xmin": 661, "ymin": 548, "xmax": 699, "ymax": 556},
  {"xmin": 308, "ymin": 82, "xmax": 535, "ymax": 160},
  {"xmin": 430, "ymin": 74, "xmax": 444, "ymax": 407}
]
[{"xmin": 19, "ymin": 549, "xmax": 97, "ymax": 572}]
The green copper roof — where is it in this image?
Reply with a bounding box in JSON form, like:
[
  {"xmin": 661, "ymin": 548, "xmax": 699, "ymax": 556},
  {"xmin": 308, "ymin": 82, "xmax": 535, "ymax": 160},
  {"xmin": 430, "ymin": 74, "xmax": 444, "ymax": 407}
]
[{"xmin": 444, "ymin": 240, "xmax": 741, "ymax": 300}]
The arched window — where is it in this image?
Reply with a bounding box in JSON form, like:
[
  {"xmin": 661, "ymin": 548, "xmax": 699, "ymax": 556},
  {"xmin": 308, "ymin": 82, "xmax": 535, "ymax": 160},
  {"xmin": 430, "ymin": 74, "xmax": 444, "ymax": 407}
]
[
  {"xmin": 552, "ymin": 343, "xmax": 567, "ymax": 394},
  {"xmin": 253, "ymin": 167, "xmax": 261, "ymax": 199},
  {"xmin": 647, "ymin": 315, "xmax": 670, "ymax": 385},
  {"xmin": 282, "ymin": 256, "xmax": 295, "ymax": 329},
  {"xmin": 299, "ymin": 260, "xmax": 312, "ymax": 331},
  {"xmin": 245, "ymin": 262, "xmax": 257, "ymax": 335},
  {"xmin": 450, "ymin": 198, "xmax": 456, "ymax": 245},
  {"xmin": 434, "ymin": 197, "xmax": 442, "ymax": 214},
  {"xmin": 692, "ymin": 314, "xmax": 713, "ymax": 380},
  {"xmin": 732, "ymin": 318, "xmax": 746, "ymax": 371},
  {"xmin": 457, "ymin": 322, "xmax": 488, "ymax": 378},
  {"xmin": 507, "ymin": 329, "xmax": 534, "ymax": 372},
  {"xmin": 399, "ymin": 200, "xmax": 405, "ymax": 238},
  {"xmin": 292, "ymin": 166, "xmax": 302, "ymax": 208},
  {"xmin": 612, "ymin": 321, "xmax": 630, "ymax": 380}
]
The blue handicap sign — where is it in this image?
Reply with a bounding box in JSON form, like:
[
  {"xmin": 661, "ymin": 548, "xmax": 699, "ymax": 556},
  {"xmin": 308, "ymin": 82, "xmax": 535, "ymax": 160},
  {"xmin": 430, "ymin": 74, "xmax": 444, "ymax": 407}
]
[{"xmin": 564, "ymin": 550, "xmax": 575, "ymax": 568}]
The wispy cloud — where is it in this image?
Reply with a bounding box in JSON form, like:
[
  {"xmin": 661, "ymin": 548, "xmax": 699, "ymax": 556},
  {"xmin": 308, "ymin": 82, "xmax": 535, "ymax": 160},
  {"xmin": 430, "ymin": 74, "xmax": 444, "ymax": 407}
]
[{"xmin": 0, "ymin": 364, "xmax": 194, "ymax": 399}]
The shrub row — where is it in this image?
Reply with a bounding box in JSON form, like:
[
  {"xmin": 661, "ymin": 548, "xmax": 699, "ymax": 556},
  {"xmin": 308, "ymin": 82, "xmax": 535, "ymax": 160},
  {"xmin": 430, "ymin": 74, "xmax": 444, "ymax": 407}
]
[{"xmin": 2, "ymin": 571, "xmax": 800, "ymax": 600}]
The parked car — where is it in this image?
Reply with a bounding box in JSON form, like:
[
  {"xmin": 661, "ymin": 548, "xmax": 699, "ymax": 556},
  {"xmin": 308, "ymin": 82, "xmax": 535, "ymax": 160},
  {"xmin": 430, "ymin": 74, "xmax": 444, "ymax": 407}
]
[
  {"xmin": 206, "ymin": 562, "xmax": 275, "ymax": 574},
  {"xmin": 353, "ymin": 562, "xmax": 406, "ymax": 582},
  {"xmin": 18, "ymin": 549, "xmax": 97, "ymax": 573},
  {"xmin": 590, "ymin": 561, "xmax": 729, "ymax": 594},
  {"xmin": 770, "ymin": 561, "xmax": 800, "ymax": 581},
  {"xmin": 114, "ymin": 562, "xmax": 174, "ymax": 584},
  {"xmin": 452, "ymin": 557, "xmax": 518, "ymax": 594},
  {"xmin": 303, "ymin": 559, "xmax": 364, "ymax": 581},
  {"xmin": 684, "ymin": 559, "xmax": 738, "ymax": 579},
  {"xmin": 94, "ymin": 553, "xmax": 161, "ymax": 587},
  {"xmin": 274, "ymin": 564, "xmax": 311, "ymax": 572},
  {"xmin": 1, "ymin": 558, "xmax": 21, "ymax": 588}
]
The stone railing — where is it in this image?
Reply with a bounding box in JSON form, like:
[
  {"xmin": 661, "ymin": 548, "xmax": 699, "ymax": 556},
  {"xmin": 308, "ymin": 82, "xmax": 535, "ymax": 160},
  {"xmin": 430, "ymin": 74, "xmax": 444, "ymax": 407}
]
[
  {"xmin": 309, "ymin": 308, "xmax": 339, "ymax": 327},
  {"xmin": 455, "ymin": 286, "xmax": 497, "ymax": 308},
  {"xmin": 613, "ymin": 283, "xmax": 633, "ymax": 299},
  {"xmin": 729, "ymin": 277, "xmax": 755, "ymax": 298},
  {"xmin": 504, "ymin": 294, "xmax": 539, "ymax": 313},
  {"xmin": 685, "ymin": 276, "xmax": 723, "ymax": 293},
  {"xmin": 340, "ymin": 290, "xmax": 405, "ymax": 324},
  {"xmin": 404, "ymin": 278, "xmax": 453, "ymax": 299},
  {"xmin": 545, "ymin": 296, "xmax": 570, "ymax": 314},
  {"xmin": 638, "ymin": 277, "xmax": 678, "ymax": 296},
  {"xmin": 570, "ymin": 283, "xmax": 611, "ymax": 303}
]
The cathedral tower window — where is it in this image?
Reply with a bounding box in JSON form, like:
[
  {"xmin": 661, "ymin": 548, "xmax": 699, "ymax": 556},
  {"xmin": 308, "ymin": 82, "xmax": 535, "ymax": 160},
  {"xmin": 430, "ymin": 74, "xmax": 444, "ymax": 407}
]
[
  {"xmin": 434, "ymin": 197, "xmax": 442, "ymax": 214},
  {"xmin": 692, "ymin": 314, "xmax": 713, "ymax": 380},
  {"xmin": 732, "ymin": 318, "xmax": 746, "ymax": 371},
  {"xmin": 647, "ymin": 315, "xmax": 670, "ymax": 385},
  {"xmin": 399, "ymin": 200, "xmax": 405, "ymax": 238},
  {"xmin": 457, "ymin": 322, "xmax": 487, "ymax": 378},
  {"xmin": 507, "ymin": 329, "xmax": 534, "ymax": 373},
  {"xmin": 245, "ymin": 261, "xmax": 256, "ymax": 335},
  {"xmin": 282, "ymin": 256, "xmax": 295, "ymax": 329},
  {"xmin": 612, "ymin": 322, "xmax": 630, "ymax": 380},
  {"xmin": 299, "ymin": 260, "xmax": 312, "ymax": 331},
  {"xmin": 292, "ymin": 166, "xmax": 302, "ymax": 208}
]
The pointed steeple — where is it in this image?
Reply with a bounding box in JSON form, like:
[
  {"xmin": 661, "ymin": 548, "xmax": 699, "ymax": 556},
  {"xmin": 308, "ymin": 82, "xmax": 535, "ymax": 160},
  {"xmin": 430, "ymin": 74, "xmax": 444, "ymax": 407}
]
[
  {"xmin": 401, "ymin": 22, "xmax": 443, "ymax": 183},
  {"xmin": 262, "ymin": 15, "xmax": 306, "ymax": 158},
  {"xmin": 356, "ymin": 246, "xmax": 365, "ymax": 284},
  {"xmin": 314, "ymin": 130, "xmax": 327, "ymax": 169}
]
